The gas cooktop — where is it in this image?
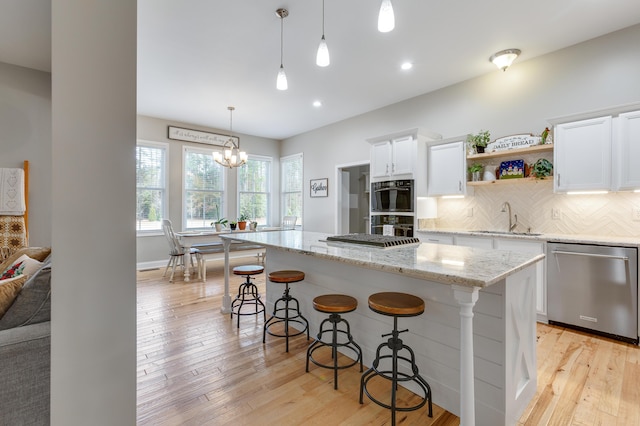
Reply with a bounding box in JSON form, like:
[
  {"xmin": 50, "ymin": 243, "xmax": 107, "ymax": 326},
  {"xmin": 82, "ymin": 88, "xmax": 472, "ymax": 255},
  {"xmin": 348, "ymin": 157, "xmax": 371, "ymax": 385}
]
[{"xmin": 326, "ymin": 234, "xmax": 420, "ymax": 248}]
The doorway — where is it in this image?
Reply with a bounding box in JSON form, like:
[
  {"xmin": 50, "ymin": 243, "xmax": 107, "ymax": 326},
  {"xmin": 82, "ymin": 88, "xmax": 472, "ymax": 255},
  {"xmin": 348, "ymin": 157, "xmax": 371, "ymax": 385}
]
[{"xmin": 335, "ymin": 162, "xmax": 370, "ymax": 234}]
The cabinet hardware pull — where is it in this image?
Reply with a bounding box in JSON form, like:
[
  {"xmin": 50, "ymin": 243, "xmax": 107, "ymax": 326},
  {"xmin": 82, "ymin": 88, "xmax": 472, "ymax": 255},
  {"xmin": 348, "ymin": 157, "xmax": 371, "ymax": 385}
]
[{"xmin": 458, "ymin": 181, "xmax": 462, "ymax": 191}]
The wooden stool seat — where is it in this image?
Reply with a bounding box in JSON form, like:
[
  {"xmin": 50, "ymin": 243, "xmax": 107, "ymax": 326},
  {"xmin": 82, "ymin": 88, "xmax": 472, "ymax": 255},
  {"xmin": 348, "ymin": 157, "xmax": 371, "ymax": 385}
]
[
  {"xmin": 268, "ymin": 270, "xmax": 305, "ymax": 283},
  {"xmin": 313, "ymin": 294, "xmax": 358, "ymax": 314},
  {"xmin": 233, "ymin": 265, "xmax": 265, "ymax": 276},
  {"xmin": 368, "ymin": 292, "xmax": 425, "ymax": 317}
]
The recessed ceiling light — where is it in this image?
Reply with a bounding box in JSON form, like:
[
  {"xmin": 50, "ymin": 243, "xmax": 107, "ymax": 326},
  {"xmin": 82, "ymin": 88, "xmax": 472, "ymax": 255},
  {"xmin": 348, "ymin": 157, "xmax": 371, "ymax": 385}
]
[
  {"xmin": 313, "ymin": 100, "xmax": 323, "ymax": 107},
  {"xmin": 401, "ymin": 62, "xmax": 413, "ymax": 70}
]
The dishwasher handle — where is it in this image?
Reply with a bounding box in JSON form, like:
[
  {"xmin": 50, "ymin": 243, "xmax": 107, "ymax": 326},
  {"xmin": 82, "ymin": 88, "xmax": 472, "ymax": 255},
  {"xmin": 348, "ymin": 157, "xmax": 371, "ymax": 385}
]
[{"xmin": 551, "ymin": 250, "xmax": 629, "ymax": 262}]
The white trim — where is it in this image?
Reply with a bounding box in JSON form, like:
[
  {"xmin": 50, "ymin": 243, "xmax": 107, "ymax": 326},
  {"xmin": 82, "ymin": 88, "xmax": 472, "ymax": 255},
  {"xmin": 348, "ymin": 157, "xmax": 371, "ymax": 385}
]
[{"xmin": 136, "ymin": 139, "xmax": 169, "ymax": 236}]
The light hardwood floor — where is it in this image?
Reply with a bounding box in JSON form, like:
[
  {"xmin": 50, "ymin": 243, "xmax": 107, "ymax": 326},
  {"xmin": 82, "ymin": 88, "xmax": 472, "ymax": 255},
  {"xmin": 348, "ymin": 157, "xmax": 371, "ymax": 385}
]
[{"xmin": 137, "ymin": 258, "xmax": 640, "ymax": 425}]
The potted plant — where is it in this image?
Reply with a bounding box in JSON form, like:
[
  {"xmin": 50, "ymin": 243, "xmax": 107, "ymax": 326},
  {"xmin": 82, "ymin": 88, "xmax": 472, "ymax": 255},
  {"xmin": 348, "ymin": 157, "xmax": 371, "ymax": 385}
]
[
  {"xmin": 466, "ymin": 130, "xmax": 491, "ymax": 154},
  {"xmin": 237, "ymin": 213, "xmax": 249, "ymax": 230},
  {"xmin": 531, "ymin": 158, "xmax": 553, "ymax": 179},
  {"xmin": 250, "ymin": 220, "xmax": 258, "ymax": 231},
  {"xmin": 211, "ymin": 217, "xmax": 228, "ymax": 232},
  {"xmin": 468, "ymin": 163, "xmax": 484, "ymax": 181},
  {"xmin": 229, "ymin": 221, "xmax": 237, "ymax": 231}
]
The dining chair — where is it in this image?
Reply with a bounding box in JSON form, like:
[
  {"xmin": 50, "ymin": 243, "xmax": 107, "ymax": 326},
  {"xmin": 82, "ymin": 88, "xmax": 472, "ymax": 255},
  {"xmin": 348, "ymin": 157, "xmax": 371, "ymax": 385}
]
[
  {"xmin": 282, "ymin": 216, "xmax": 297, "ymax": 230},
  {"xmin": 161, "ymin": 219, "xmax": 196, "ymax": 282}
]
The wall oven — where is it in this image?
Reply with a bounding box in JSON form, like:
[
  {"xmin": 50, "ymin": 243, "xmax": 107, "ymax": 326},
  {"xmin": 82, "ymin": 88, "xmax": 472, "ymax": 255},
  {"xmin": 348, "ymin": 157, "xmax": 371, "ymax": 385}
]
[
  {"xmin": 371, "ymin": 215, "xmax": 414, "ymax": 237},
  {"xmin": 371, "ymin": 179, "xmax": 414, "ymax": 212}
]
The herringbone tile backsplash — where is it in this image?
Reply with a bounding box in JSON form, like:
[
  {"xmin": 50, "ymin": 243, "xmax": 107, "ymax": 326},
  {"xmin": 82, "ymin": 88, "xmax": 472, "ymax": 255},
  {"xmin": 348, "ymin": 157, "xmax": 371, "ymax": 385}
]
[{"xmin": 428, "ymin": 182, "xmax": 640, "ymax": 238}]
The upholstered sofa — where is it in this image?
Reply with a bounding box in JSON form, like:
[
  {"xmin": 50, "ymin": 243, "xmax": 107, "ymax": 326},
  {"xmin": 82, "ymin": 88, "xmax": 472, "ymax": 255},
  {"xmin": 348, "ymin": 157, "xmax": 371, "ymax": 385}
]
[{"xmin": 0, "ymin": 247, "xmax": 52, "ymax": 425}]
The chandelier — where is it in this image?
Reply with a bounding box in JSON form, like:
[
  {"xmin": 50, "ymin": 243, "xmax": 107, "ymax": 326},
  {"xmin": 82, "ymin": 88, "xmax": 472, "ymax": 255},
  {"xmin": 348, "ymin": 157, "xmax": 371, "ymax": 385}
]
[{"xmin": 213, "ymin": 106, "xmax": 247, "ymax": 168}]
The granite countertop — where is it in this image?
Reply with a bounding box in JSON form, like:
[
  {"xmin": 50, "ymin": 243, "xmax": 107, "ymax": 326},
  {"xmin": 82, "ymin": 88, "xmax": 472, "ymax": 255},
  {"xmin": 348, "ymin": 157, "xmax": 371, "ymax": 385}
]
[
  {"xmin": 219, "ymin": 230, "xmax": 544, "ymax": 288},
  {"xmin": 416, "ymin": 228, "xmax": 640, "ymax": 247}
]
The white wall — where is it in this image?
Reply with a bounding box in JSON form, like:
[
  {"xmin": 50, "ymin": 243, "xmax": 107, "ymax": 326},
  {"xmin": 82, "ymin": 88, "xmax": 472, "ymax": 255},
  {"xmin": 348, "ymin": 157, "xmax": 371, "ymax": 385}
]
[
  {"xmin": 136, "ymin": 115, "xmax": 281, "ymax": 265},
  {"xmin": 282, "ymin": 24, "xmax": 640, "ymax": 233},
  {"xmin": 52, "ymin": 1, "xmax": 136, "ymax": 424},
  {"xmin": 0, "ymin": 61, "xmax": 51, "ymax": 247}
]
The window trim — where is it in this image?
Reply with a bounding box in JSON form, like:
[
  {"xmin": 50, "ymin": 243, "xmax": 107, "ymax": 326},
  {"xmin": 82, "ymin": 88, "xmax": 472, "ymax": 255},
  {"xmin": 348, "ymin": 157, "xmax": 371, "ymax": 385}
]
[
  {"xmin": 136, "ymin": 139, "xmax": 169, "ymax": 236},
  {"xmin": 182, "ymin": 145, "xmax": 227, "ymax": 231},
  {"xmin": 237, "ymin": 154, "xmax": 273, "ymax": 226}
]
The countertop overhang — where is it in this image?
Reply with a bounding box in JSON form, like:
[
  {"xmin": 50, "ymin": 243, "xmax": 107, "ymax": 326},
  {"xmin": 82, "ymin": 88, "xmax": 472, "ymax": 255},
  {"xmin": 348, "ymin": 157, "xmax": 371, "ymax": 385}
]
[{"xmin": 219, "ymin": 231, "xmax": 544, "ymax": 288}]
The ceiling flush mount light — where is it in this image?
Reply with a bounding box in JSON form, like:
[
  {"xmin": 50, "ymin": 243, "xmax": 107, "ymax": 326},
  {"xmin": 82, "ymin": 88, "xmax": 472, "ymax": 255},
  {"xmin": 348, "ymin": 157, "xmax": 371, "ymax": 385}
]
[
  {"xmin": 490, "ymin": 48, "xmax": 521, "ymax": 71},
  {"xmin": 313, "ymin": 100, "xmax": 323, "ymax": 107},
  {"xmin": 378, "ymin": 0, "xmax": 395, "ymax": 33},
  {"xmin": 276, "ymin": 8, "xmax": 289, "ymax": 90},
  {"xmin": 316, "ymin": 0, "xmax": 330, "ymax": 67},
  {"xmin": 213, "ymin": 106, "xmax": 247, "ymax": 168},
  {"xmin": 401, "ymin": 62, "xmax": 413, "ymax": 70}
]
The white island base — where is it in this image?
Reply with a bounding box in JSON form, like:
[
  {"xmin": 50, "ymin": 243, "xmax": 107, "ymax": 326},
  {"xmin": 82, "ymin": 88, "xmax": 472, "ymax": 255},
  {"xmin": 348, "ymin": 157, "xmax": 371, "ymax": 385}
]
[{"xmin": 263, "ymin": 248, "xmax": 537, "ymax": 426}]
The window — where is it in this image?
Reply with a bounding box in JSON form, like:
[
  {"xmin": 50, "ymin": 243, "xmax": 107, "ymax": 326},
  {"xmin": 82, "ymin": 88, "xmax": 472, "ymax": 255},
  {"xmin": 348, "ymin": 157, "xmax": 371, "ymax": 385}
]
[
  {"xmin": 136, "ymin": 141, "xmax": 167, "ymax": 232},
  {"xmin": 183, "ymin": 147, "xmax": 225, "ymax": 229},
  {"xmin": 281, "ymin": 153, "xmax": 303, "ymax": 227},
  {"xmin": 238, "ymin": 156, "xmax": 271, "ymax": 225}
]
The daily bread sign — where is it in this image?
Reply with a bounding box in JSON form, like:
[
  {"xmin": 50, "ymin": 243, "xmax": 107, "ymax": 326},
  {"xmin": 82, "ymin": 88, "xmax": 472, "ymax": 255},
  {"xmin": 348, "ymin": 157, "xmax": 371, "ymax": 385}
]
[{"xmin": 486, "ymin": 134, "xmax": 542, "ymax": 153}]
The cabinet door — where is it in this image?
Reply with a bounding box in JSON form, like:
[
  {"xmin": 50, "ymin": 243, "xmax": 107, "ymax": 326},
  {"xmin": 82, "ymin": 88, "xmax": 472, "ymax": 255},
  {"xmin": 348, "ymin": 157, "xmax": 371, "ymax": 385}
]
[
  {"xmin": 427, "ymin": 141, "xmax": 465, "ymax": 196},
  {"xmin": 616, "ymin": 110, "xmax": 640, "ymax": 190},
  {"xmin": 371, "ymin": 141, "xmax": 392, "ymax": 178},
  {"xmin": 494, "ymin": 239, "xmax": 546, "ymax": 319},
  {"xmin": 391, "ymin": 136, "xmax": 415, "ymax": 176},
  {"xmin": 554, "ymin": 116, "xmax": 612, "ymax": 192}
]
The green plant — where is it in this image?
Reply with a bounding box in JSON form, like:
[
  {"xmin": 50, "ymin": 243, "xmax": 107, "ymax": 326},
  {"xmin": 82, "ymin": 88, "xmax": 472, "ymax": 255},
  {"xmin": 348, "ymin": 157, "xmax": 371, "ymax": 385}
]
[
  {"xmin": 466, "ymin": 130, "xmax": 491, "ymax": 148},
  {"xmin": 238, "ymin": 213, "xmax": 250, "ymax": 222},
  {"xmin": 211, "ymin": 217, "xmax": 228, "ymax": 227},
  {"xmin": 532, "ymin": 158, "xmax": 553, "ymax": 178},
  {"xmin": 468, "ymin": 163, "xmax": 484, "ymax": 173}
]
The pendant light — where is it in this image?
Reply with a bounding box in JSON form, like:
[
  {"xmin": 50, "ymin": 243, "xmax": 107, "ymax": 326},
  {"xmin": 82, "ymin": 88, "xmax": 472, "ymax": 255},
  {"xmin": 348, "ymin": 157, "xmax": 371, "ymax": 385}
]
[
  {"xmin": 213, "ymin": 106, "xmax": 247, "ymax": 168},
  {"xmin": 316, "ymin": 0, "xmax": 330, "ymax": 67},
  {"xmin": 276, "ymin": 8, "xmax": 289, "ymax": 90},
  {"xmin": 377, "ymin": 0, "xmax": 395, "ymax": 33}
]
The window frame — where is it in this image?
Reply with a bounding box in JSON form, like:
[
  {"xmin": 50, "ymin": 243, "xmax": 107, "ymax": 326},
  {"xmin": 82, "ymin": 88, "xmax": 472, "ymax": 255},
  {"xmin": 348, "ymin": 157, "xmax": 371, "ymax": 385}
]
[
  {"xmin": 237, "ymin": 154, "xmax": 273, "ymax": 226},
  {"xmin": 280, "ymin": 153, "xmax": 303, "ymax": 228},
  {"xmin": 182, "ymin": 145, "xmax": 227, "ymax": 231},
  {"xmin": 135, "ymin": 139, "xmax": 169, "ymax": 236}
]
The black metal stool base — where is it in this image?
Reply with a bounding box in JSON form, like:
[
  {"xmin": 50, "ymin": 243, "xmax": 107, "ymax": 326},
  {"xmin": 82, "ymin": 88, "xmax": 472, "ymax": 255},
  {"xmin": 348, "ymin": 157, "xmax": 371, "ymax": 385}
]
[
  {"xmin": 230, "ymin": 275, "xmax": 266, "ymax": 328},
  {"xmin": 263, "ymin": 284, "xmax": 309, "ymax": 352},
  {"xmin": 306, "ymin": 313, "xmax": 363, "ymax": 389},
  {"xmin": 359, "ymin": 317, "xmax": 433, "ymax": 425}
]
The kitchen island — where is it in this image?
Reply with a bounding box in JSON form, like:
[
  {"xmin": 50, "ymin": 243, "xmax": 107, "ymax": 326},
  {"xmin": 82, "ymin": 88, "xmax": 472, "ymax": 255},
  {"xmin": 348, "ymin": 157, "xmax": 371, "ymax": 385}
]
[{"xmin": 219, "ymin": 230, "xmax": 544, "ymax": 426}]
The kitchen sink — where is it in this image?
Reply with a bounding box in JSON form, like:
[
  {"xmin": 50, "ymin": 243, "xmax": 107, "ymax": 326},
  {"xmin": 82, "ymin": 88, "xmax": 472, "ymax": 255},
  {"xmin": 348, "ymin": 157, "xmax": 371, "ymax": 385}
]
[{"xmin": 472, "ymin": 230, "xmax": 542, "ymax": 236}]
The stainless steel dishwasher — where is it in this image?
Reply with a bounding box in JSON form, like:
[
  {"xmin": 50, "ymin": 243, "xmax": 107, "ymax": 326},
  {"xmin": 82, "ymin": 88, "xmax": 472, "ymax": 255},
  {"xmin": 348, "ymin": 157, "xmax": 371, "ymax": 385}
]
[{"xmin": 547, "ymin": 242, "xmax": 638, "ymax": 344}]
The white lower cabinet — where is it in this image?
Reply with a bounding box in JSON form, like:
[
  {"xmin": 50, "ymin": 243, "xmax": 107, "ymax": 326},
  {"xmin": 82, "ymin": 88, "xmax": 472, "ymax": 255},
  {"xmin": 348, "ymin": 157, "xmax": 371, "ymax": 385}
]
[
  {"xmin": 454, "ymin": 235, "xmax": 493, "ymax": 249},
  {"xmin": 494, "ymin": 239, "xmax": 547, "ymax": 321},
  {"xmin": 417, "ymin": 232, "xmax": 454, "ymax": 245}
]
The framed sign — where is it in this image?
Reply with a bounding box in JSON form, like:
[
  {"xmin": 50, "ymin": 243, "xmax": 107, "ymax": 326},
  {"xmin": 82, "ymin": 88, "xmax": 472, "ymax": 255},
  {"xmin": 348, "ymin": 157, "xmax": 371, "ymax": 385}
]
[
  {"xmin": 310, "ymin": 178, "xmax": 328, "ymax": 197},
  {"xmin": 486, "ymin": 134, "xmax": 541, "ymax": 153},
  {"xmin": 168, "ymin": 126, "xmax": 239, "ymax": 147}
]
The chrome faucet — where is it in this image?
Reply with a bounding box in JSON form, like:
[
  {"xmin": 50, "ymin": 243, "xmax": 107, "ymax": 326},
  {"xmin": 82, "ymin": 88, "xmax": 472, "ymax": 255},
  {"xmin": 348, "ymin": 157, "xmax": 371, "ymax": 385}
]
[{"xmin": 501, "ymin": 202, "xmax": 518, "ymax": 232}]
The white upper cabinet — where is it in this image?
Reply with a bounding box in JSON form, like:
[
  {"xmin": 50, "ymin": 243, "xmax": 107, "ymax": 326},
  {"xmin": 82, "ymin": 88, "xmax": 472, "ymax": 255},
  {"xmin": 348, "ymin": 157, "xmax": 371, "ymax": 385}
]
[
  {"xmin": 554, "ymin": 116, "xmax": 612, "ymax": 192},
  {"xmin": 370, "ymin": 135, "xmax": 415, "ymax": 178},
  {"xmin": 616, "ymin": 110, "xmax": 640, "ymax": 191},
  {"xmin": 427, "ymin": 140, "xmax": 466, "ymax": 196}
]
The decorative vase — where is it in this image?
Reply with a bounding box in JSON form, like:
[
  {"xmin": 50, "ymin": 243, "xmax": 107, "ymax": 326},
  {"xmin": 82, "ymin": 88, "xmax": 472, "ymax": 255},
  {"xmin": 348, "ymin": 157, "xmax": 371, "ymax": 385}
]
[
  {"xmin": 249, "ymin": 223, "xmax": 257, "ymax": 231},
  {"xmin": 238, "ymin": 221, "xmax": 247, "ymax": 230},
  {"xmin": 472, "ymin": 171, "xmax": 482, "ymax": 181}
]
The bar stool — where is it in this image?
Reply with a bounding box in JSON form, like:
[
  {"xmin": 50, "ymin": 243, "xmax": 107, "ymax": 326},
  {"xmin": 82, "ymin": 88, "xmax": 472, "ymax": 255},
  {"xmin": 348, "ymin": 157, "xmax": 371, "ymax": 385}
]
[
  {"xmin": 306, "ymin": 294, "xmax": 363, "ymax": 389},
  {"xmin": 360, "ymin": 292, "xmax": 433, "ymax": 425},
  {"xmin": 230, "ymin": 265, "xmax": 266, "ymax": 328},
  {"xmin": 263, "ymin": 270, "xmax": 309, "ymax": 352}
]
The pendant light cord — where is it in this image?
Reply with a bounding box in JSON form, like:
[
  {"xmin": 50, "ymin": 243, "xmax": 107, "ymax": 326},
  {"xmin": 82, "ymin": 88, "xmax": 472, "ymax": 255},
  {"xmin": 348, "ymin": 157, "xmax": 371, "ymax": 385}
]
[
  {"xmin": 280, "ymin": 16, "xmax": 284, "ymax": 67},
  {"xmin": 322, "ymin": 0, "xmax": 325, "ymax": 36}
]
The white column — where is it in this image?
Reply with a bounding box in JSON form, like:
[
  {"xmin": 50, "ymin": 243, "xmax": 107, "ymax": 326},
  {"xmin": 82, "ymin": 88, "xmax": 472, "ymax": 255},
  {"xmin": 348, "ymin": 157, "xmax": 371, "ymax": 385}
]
[
  {"xmin": 220, "ymin": 238, "xmax": 232, "ymax": 313},
  {"xmin": 452, "ymin": 285, "xmax": 480, "ymax": 426}
]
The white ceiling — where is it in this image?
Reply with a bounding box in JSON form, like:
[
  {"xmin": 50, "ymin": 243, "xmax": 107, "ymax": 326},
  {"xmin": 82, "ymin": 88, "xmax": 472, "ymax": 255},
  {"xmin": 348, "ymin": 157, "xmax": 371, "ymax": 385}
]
[{"xmin": 2, "ymin": 1, "xmax": 640, "ymax": 140}]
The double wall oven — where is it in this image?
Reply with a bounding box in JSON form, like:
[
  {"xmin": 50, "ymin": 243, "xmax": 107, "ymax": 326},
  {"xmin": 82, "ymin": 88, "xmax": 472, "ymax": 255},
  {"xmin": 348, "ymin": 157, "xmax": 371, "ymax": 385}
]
[{"xmin": 370, "ymin": 179, "xmax": 415, "ymax": 237}]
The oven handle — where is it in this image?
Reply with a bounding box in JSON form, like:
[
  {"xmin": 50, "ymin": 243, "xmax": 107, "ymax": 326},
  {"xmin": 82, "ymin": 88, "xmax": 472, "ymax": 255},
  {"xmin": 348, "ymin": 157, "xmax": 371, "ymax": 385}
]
[
  {"xmin": 551, "ymin": 250, "xmax": 629, "ymax": 262},
  {"xmin": 374, "ymin": 187, "xmax": 411, "ymax": 192}
]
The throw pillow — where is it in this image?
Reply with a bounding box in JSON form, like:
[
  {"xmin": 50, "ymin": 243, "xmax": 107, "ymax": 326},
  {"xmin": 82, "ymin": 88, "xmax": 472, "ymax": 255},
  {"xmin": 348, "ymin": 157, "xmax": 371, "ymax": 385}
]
[
  {"xmin": 0, "ymin": 275, "xmax": 28, "ymax": 318},
  {"xmin": 0, "ymin": 254, "xmax": 43, "ymax": 279},
  {"xmin": 0, "ymin": 247, "xmax": 51, "ymax": 272},
  {"xmin": 0, "ymin": 264, "xmax": 51, "ymax": 330}
]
